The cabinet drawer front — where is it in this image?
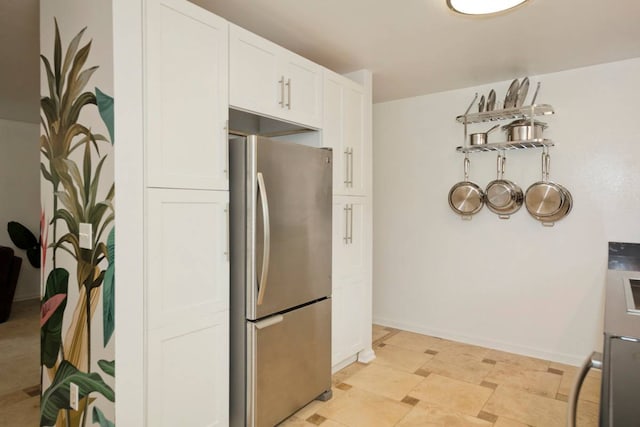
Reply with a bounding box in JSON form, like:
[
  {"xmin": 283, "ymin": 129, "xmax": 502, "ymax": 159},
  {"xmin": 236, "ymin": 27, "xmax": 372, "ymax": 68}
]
[{"xmin": 146, "ymin": 0, "xmax": 229, "ymax": 190}]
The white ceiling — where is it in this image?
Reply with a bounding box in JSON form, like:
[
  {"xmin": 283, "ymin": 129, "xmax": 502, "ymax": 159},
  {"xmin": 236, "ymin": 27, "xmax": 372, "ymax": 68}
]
[
  {"xmin": 190, "ymin": 0, "xmax": 640, "ymax": 103},
  {"xmin": 2, "ymin": 0, "xmax": 640, "ymax": 123}
]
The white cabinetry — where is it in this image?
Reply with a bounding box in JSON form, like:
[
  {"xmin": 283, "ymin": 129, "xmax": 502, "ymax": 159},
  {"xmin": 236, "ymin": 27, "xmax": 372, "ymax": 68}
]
[
  {"xmin": 146, "ymin": 189, "xmax": 229, "ymax": 427},
  {"xmin": 333, "ymin": 198, "xmax": 366, "ymax": 281},
  {"xmin": 332, "ymin": 197, "xmax": 368, "ymax": 366},
  {"xmin": 144, "ymin": 1, "xmax": 229, "ymax": 425},
  {"xmin": 146, "ymin": 0, "xmax": 229, "ymax": 190},
  {"xmin": 230, "ymin": 24, "xmax": 322, "ymax": 129},
  {"xmin": 323, "ymin": 71, "xmax": 367, "ymax": 196},
  {"xmin": 325, "ymin": 70, "xmax": 373, "ymax": 370}
]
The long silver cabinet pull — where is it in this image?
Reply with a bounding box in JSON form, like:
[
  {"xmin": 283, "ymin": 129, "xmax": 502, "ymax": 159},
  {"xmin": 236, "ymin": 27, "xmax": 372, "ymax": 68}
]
[
  {"xmin": 286, "ymin": 78, "xmax": 291, "ymax": 110},
  {"xmin": 224, "ymin": 203, "xmax": 230, "ymax": 260},
  {"xmin": 349, "ymin": 148, "xmax": 354, "ymax": 187},
  {"xmin": 344, "ymin": 148, "xmax": 350, "ymax": 186},
  {"xmin": 343, "ymin": 205, "xmax": 349, "ymax": 244},
  {"xmin": 279, "ymin": 76, "xmax": 285, "ymax": 107},
  {"xmin": 349, "ymin": 204, "xmax": 354, "ymax": 244},
  {"xmin": 256, "ymin": 172, "xmax": 271, "ymax": 305},
  {"xmin": 567, "ymin": 351, "xmax": 602, "ymax": 427}
]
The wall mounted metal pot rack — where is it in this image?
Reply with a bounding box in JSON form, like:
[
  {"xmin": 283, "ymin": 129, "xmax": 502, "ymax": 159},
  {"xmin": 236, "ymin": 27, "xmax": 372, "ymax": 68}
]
[
  {"xmin": 449, "ymin": 82, "xmax": 572, "ymax": 226},
  {"xmin": 455, "ymin": 90, "xmax": 555, "ymax": 154}
]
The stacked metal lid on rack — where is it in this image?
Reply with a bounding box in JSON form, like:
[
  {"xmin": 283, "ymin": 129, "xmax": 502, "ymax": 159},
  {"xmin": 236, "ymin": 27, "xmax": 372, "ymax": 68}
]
[{"xmin": 447, "ymin": 78, "xmax": 572, "ymax": 226}]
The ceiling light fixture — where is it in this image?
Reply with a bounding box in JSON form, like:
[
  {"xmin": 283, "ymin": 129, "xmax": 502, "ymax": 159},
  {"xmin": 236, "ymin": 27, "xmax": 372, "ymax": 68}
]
[{"xmin": 447, "ymin": 0, "xmax": 529, "ymax": 15}]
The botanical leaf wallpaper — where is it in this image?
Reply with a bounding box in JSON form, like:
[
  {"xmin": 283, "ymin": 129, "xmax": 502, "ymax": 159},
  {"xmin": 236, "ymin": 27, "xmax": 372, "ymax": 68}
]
[{"xmin": 40, "ymin": 4, "xmax": 115, "ymax": 425}]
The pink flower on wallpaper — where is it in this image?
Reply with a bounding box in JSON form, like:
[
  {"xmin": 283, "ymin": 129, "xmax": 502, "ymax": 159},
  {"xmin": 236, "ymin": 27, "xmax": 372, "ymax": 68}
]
[{"xmin": 40, "ymin": 293, "xmax": 66, "ymax": 327}]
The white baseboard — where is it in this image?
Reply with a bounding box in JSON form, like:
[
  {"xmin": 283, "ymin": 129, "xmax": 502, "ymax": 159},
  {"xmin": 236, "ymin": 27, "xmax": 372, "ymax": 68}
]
[
  {"xmin": 373, "ymin": 316, "xmax": 586, "ymax": 366},
  {"xmin": 332, "ymin": 354, "xmax": 358, "ymax": 373}
]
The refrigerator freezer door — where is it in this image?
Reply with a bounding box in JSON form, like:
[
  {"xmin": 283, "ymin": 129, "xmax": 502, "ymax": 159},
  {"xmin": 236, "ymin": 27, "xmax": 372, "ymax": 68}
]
[
  {"xmin": 250, "ymin": 136, "xmax": 332, "ymax": 320},
  {"xmin": 246, "ymin": 298, "xmax": 331, "ymax": 427},
  {"xmin": 607, "ymin": 337, "xmax": 640, "ymax": 425}
]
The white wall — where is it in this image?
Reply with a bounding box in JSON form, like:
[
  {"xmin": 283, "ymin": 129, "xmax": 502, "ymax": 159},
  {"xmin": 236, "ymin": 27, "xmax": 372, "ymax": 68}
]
[
  {"xmin": 372, "ymin": 58, "xmax": 640, "ymax": 365},
  {"xmin": 0, "ymin": 118, "xmax": 40, "ymax": 301}
]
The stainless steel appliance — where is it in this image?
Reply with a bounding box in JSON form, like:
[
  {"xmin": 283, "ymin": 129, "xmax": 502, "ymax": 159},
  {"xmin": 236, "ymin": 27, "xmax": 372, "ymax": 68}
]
[
  {"xmin": 568, "ymin": 242, "xmax": 640, "ymax": 427},
  {"xmin": 229, "ymin": 135, "xmax": 333, "ymax": 427}
]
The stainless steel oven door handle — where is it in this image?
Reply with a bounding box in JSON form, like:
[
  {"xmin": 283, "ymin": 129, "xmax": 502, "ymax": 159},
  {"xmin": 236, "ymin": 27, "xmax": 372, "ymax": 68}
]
[
  {"xmin": 256, "ymin": 172, "xmax": 270, "ymax": 305},
  {"xmin": 567, "ymin": 351, "xmax": 602, "ymax": 427}
]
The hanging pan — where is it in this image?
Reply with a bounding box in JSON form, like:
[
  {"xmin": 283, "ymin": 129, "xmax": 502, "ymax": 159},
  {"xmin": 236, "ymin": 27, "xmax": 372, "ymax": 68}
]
[
  {"xmin": 485, "ymin": 152, "xmax": 523, "ymax": 219},
  {"xmin": 525, "ymin": 150, "xmax": 572, "ymax": 226},
  {"xmin": 448, "ymin": 157, "xmax": 484, "ymax": 220}
]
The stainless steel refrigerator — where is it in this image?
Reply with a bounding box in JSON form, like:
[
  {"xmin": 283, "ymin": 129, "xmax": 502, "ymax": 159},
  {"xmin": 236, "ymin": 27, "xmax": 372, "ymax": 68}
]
[{"xmin": 229, "ymin": 135, "xmax": 333, "ymax": 427}]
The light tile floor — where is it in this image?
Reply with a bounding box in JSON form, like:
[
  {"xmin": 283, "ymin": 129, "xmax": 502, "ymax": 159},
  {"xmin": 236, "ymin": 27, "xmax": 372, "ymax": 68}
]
[
  {"xmin": 0, "ymin": 299, "xmax": 41, "ymax": 426},
  {"xmin": 0, "ymin": 313, "xmax": 600, "ymax": 427},
  {"xmin": 280, "ymin": 325, "xmax": 600, "ymax": 427}
]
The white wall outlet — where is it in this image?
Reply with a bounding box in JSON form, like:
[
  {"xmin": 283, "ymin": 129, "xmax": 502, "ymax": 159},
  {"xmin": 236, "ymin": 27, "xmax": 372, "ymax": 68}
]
[
  {"xmin": 79, "ymin": 223, "xmax": 93, "ymax": 250},
  {"xmin": 69, "ymin": 382, "xmax": 79, "ymax": 410}
]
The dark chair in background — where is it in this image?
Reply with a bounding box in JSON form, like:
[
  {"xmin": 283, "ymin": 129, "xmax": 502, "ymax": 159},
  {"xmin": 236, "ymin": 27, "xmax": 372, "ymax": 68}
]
[{"xmin": 0, "ymin": 245, "xmax": 22, "ymax": 323}]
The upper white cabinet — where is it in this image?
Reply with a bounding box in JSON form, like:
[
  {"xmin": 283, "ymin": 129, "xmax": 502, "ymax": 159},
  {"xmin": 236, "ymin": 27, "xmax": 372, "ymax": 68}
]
[
  {"xmin": 323, "ymin": 71, "xmax": 368, "ymax": 196},
  {"xmin": 230, "ymin": 24, "xmax": 323, "ymax": 129},
  {"xmin": 146, "ymin": 0, "xmax": 229, "ymax": 190}
]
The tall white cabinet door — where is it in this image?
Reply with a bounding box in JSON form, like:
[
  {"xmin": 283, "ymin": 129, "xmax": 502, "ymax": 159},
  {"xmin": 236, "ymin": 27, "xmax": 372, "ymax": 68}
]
[
  {"xmin": 343, "ymin": 84, "xmax": 366, "ymax": 195},
  {"xmin": 333, "ymin": 197, "xmax": 367, "ymax": 281},
  {"xmin": 147, "ymin": 189, "xmax": 229, "ymax": 328},
  {"xmin": 331, "ymin": 196, "xmax": 368, "ymax": 366},
  {"xmin": 146, "ymin": 0, "xmax": 229, "ymax": 190},
  {"xmin": 146, "ymin": 188, "xmax": 229, "ymax": 426},
  {"xmin": 323, "ymin": 71, "xmax": 366, "ymax": 196}
]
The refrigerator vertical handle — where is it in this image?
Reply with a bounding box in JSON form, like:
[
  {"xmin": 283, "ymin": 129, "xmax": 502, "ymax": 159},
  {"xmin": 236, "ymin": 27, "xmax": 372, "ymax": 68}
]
[
  {"xmin": 567, "ymin": 351, "xmax": 602, "ymax": 427},
  {"xmin": 256, "ymin": 172, "xmax": 271, "ymax": 305}
]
